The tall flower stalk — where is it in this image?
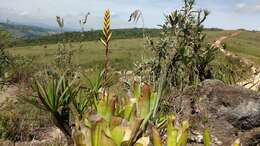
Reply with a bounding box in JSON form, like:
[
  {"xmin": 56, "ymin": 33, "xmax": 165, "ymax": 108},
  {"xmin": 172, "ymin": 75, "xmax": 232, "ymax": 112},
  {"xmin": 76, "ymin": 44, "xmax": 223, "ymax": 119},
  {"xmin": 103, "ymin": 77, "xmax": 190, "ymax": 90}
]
[
  {"xmin": 129, "ymin": 9, "xmax": 146, "ymax": 50},
  {"xmin": 128, "ymin": 9, "xmax": 145, "ymax": 38},
  {"xmin": 77, "ymin": 12, "xmax": 91, "ymax": 67},
  {"xmin": 101, "ymin": 9, "xmax": 112, "ymax": 97},
  {"xmin": 56, "ymin": 16, "xmax": 64, "ymax": 33},
  {"xmin": 79, "ymin": 12, "xmax": 91, "ymax": 32}
]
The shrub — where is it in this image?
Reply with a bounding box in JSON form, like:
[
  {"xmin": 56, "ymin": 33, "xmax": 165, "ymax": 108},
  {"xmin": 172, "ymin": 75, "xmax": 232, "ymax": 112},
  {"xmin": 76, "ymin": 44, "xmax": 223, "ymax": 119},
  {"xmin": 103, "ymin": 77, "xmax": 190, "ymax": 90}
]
[
  {"xmin": 209, "ymin": 55, "xmax": 251, "ymax": 85},
  {"xmin": 8, "ymin": 56, "xmax": 37, "ymax": 84},
  {"xmin": 136, "ymin": 0, "xmax": 219, "ymax": 92},
  {"xmin": 134, "ymin": 0, "xmax": 244, "ymax": 116},
  {"xmin": 0, "ymin": 28, "xmax": 12, "ymax": 81},
  {"xmin": 0, "ymin": 99, "xmax": 52, "ymax": 142},
  {"xmin": 54, "ymin": 42, "xmax": 75, "ymax": 71},
  {"xmin": 54, "ymin": 16, "xmax": 77, "ymax": 73}
]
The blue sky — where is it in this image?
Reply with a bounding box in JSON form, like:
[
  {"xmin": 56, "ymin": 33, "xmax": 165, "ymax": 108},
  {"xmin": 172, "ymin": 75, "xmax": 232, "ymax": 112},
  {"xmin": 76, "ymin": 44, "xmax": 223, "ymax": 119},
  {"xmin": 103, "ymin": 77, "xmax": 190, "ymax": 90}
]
[{"xmin": 0, "ymin": 0, "xmax": 260, "ymax": 30}]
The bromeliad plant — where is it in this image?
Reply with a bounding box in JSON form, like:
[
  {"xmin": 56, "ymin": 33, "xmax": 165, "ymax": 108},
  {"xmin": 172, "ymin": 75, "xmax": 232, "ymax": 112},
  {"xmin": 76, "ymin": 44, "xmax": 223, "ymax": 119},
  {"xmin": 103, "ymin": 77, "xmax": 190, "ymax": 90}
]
[
  {"xmin": 151, "ymin": 117, "xmax": 241, "ymax": 146},
  {"xmin": 26, "ymin": 72, "xmax": 80, "ymax": 145},
  {"xmin": 28, "ymin": 10, "xmax": 164, "ymax": 146},
  {"xmin": 151, "ymin": 115, "xmax": 189, "ymax": 146},
  {"xmin": 72, "ymin": 81, "xmax": 165, "ymax": 146},
  {"xmin": 69, "ymin": 10, "xmax": 167, "ymax": 145},
  {"xmin": 76, "ymin": 70, "xmax": 113, "ymax": 116}
]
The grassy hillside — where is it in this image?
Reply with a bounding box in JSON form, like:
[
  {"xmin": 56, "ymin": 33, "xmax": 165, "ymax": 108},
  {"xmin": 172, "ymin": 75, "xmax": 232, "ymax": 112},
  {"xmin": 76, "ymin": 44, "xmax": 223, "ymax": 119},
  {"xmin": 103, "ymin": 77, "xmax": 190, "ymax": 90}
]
[
  {"xmin": 0, "ymin": 22, "xmax": 56, "ymax": 40},
  {"xmin": 3, "ymin": 23, "xmax": 260, "ymax": 68},
  {"xmin": 13, "ymin": 28, "xmax": 227, "ymax": 47},
  {"xmin": 9, "ymin": 38, "xmax": 150, "ymax": 70},
  {"xmin": 9, "ymin": 30, "xmax": 246, "ymax": 70},
  {"xmin": 224, "ymin": 31, "xmax": 260, "ymax": 64},
  {"xmin": 8, "ymin": 30, "xmax": 260, "ymax": 71}
]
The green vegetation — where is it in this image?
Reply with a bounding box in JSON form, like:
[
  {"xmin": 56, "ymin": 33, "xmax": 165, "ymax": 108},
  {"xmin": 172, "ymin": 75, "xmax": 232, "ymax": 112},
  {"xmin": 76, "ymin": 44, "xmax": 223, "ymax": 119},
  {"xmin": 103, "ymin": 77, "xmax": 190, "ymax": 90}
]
[
  {"xmin": 13, "ymin": 28, "xmax": 161, "ymax": 47},
  {"xmin": 0, "ymin": 28, "xmax": 11, "ymax": 80},
  {"xmin": 6, "ymin": 31, "xmax": 238, "ymax": 70},
  {"xmin": 12, "ymin": 28, "xmax": 231, "ymax": 47},
  {"xmin": 17, "ymin": 1, "xmax": 243, "ymax": 145},
  {"xmin": 224, "ymin": 31, "xmax": 260, "ymax": 64},
  {"xmin": 138, "ymin": 2, "xmax": 218, "ymax": 91},
  {"xmin": 205, "ymin": 30, "xmax": 234, "ymax": 42},
  {"xmin": 8, "ymin": 30, "xmax": 260, "ymax": 72},
  {"xmin": 0, "ymin": 99, "xmax": 52, "ymax": 142},
  {"xmin": 9, "ymin": 38, "xmax": 150, "ymax": 70},
  {"xmin": 0, "ymin": 0, "xmax": 258, "ymax": 145}
]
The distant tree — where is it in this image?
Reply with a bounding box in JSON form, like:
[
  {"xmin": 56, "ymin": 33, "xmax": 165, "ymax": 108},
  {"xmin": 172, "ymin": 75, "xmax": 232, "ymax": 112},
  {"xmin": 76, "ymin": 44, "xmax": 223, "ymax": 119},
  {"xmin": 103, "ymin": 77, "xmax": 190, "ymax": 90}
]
[{"xmin": 13, "ymin": 28, "xmax": 162, "ymax": 47}]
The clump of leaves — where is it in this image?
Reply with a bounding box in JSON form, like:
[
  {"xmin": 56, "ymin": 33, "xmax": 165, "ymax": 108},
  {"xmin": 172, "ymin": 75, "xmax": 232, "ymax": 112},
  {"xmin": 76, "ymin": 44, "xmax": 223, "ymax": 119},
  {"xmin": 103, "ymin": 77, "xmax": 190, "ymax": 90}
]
[
  {"xmin": 71, "ymin": 80, "xmax": 164, "ymax": 146},
  {"xmin": 24, "ymin": 72, "xmax": 80, "ymax": 145},
  {"xmin": 151, "ymin": 115, "xmax": 189, "ymax": 146},
  {"xmin": 28, "ymin": 70, "xmax": 163, "ymax": 146}
]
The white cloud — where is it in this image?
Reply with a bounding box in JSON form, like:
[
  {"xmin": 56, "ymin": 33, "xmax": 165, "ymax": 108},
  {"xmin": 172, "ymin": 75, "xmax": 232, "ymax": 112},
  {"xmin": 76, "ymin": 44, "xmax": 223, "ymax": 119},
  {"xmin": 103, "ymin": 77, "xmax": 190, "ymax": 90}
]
[
  {"xmin": 19, "ymin": 11, "xmax": 29, "ymax": 16},
  {"xmin": 236, "ymin": 3, "xmax": 246, "ymax": 9},
  {"xmin": 0, "ymin": 0, "xmax": 260, "ymax": 30},
  {"xmin": 235, "ymin": 1, "xmax": 260, "ymax": 13},
  {"xmin": 111, "ymin": 12, "xmax": 120, "ymax": 18}
]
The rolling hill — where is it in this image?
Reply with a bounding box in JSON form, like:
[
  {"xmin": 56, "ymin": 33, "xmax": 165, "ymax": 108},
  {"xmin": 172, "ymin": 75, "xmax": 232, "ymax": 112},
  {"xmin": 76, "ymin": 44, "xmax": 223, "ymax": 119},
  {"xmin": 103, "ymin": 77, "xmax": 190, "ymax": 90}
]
[{"xmin": 0, "ymin": 22, "xmax": 57, "ymax": 40}]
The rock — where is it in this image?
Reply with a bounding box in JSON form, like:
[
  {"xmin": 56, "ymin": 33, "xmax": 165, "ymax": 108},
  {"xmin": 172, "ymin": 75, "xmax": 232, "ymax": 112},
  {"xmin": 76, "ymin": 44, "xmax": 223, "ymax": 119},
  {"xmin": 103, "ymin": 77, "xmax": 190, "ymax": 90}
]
[
  {"xmin": 227, "ymin": 100, "xmax": 260, "ymax": 130},
  {"xmin": 199, "ymin": 79, "xmax": 260, "ymax": 130},
  {"xmin": 192, "ymin": 79, "xmax": 260, "ymax": 145},
  {"xmin": 240, "ymin": 127, "xmax": 260, "ymax": 146},
  {"xmin": 0, "ymin": 127, "xmax": 66, "ymax": 146},
  {"xmin": 0, "ymin": 140, "xmax": 13, "ymax": 146}
]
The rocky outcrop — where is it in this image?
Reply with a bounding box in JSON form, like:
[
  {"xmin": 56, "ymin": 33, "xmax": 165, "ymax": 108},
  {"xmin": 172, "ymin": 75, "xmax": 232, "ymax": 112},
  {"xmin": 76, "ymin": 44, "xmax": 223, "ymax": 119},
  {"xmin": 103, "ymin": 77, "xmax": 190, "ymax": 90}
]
[
  {"xmin": 0, "ymin": 127, "xmax": 66, "ymax": 146},
  {"xmin": 190, "ymin": 80, "xmax": 260, "ymax": 146}
]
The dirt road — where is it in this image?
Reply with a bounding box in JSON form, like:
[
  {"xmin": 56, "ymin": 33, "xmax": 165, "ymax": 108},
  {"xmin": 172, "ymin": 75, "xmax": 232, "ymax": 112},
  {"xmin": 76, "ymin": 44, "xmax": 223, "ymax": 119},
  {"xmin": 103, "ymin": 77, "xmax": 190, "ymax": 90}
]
[
  {"xmin": 212, "ymin": 31, "xmax": 260, "ymax": 91},
  {"xmin": 0, "ymin": 85, "xmax": 19, "ymax": 104}
]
